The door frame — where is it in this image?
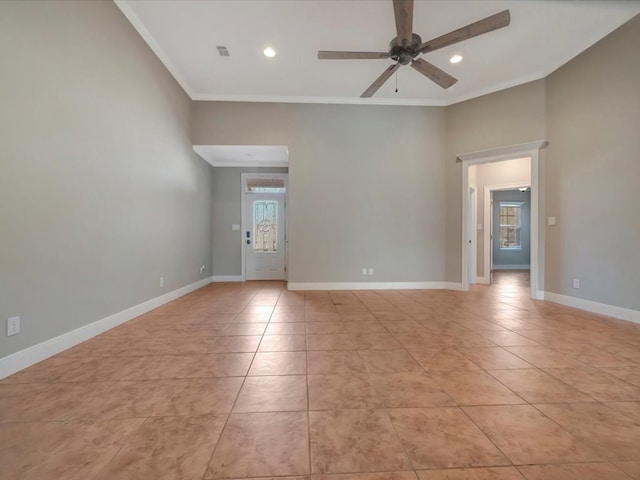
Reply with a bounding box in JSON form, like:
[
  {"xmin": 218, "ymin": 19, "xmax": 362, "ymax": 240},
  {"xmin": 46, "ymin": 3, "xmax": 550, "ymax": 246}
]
[
  {"xmin": 240, "ymin": 172, "xmax": 289, "ymax": 281},
  {"xmin": 458, "ymin": 140, "xmax": 547, "ymax": 299},
  {"xmin": 484, "ymin": 183, "xmax": 531, "ymax": 283},
  {"xmin": 467, "ymin": 186, "xmax": 477, "ymax": 284}
]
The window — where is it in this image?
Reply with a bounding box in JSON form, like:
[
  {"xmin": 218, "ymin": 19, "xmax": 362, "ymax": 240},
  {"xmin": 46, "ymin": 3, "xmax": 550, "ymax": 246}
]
[
  {"xmin": 499, "ymin": 202, "xmax": 523, "ymax": 249},
  {"xmin": 253, "ymin": 200, "xmax": 278, "ymax": 252}
]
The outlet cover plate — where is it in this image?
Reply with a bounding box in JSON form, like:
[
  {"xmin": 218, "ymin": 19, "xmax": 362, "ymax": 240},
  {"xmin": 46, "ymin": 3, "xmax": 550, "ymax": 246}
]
[{"xmin": 7, "ymin": 316, "xmax": 20, "ymax": 336}]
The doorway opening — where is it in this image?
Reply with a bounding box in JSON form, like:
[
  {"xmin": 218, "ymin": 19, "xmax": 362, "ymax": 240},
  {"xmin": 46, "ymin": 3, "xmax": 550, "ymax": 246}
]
[
  {"xmin": 241, "ymin": 173, "xmax": 288, "ymax": 281},
  {"xmin": 459, "ymin": 140, "xmax": 547, "ymax": 299}
]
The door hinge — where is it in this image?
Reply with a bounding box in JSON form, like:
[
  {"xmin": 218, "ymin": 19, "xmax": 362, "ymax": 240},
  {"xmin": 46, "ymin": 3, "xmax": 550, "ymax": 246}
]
[{"xmin": 284, "ymin": 266, "xmax": 287, "ymax": 273}]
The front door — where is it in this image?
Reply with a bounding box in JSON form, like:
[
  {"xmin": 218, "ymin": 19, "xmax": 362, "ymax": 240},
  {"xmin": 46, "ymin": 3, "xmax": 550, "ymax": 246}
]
[{"xmin": 244, "ymin": 193, "xmax": 286, "ymax": 280}]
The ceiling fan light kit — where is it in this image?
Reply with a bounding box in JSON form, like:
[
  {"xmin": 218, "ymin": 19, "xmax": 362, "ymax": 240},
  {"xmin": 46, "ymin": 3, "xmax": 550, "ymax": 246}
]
[{"xmin": 317, "ymin": 0, "xmax": 510, "ymax": 97}]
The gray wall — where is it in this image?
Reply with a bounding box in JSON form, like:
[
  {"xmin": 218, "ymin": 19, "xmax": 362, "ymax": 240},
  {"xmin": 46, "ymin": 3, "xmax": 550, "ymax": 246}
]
[
  {"xmin": 0, "ymin": 1, "xmax": 214, "ymax": 358},
  {"xmin": 444, "ymin": 80, "xmax": 547, "ymax": 283},
  {"xmin": 492, "ymin": 190, "xmax": 531, "ymax": 268},
  {"xmin": 193, "ymin": 102, "xmax": 447, "ymax": 283},
  {"xmin": 212, "ymin": 167, "xmax": 288, "ymax": 276},
  {"xmin": 545, "ymin": 14, "xmax": 640, "ymax": 310}
]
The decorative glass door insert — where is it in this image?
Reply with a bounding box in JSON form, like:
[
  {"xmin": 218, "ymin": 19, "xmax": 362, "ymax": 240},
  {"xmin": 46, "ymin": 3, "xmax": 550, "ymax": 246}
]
[{"xmin": 253, "ymin": 200, "xmax": 278, "ymax": 252}]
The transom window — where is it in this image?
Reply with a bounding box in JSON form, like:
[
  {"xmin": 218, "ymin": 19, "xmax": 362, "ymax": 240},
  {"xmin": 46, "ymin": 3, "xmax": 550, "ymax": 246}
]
[{"xmin": 499, "ymin": 202, "xmax": 524, "ymax": 249}]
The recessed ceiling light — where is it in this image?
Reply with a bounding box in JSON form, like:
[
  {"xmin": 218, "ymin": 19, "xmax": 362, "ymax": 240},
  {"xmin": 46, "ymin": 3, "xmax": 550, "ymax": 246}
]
[
  {"xmin": 450, "ymin": 54, "xmax": 463, "ymax": 64},
  {"xmin": 263, "ymin": 47, "xmax": 276, "ymax": 58}
]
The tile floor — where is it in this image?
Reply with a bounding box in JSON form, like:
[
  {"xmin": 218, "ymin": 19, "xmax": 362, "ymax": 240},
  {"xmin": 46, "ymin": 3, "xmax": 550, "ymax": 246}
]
[{"xmin": 2, "ymin": 271, "xmax": 640, "ymax": 479}]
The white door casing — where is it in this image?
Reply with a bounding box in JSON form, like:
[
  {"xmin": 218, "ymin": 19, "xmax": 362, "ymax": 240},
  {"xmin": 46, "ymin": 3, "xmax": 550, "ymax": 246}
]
[{"xmin": 241, "ymin": 173, "xmax": 288, "ymax": 281}]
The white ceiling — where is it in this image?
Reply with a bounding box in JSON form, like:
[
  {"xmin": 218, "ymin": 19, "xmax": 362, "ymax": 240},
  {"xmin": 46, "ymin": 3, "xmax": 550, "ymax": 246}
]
[
  {"xmin": 193, "ymin": 145, "xmax": 289, "ymax": 167},
  {"xmin": 115, "ymin": 0, "xmax": 640, "ymax": 106}
]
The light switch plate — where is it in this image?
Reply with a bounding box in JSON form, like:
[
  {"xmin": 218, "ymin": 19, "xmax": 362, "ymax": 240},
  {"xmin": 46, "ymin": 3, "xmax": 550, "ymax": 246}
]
[
  {"xmin": 232, "ymin": 224, "xmax": 240, "ymax": 231},
  {"xmin": 548, "ymin": 216, "xmax": 556, "ymax": 226}
]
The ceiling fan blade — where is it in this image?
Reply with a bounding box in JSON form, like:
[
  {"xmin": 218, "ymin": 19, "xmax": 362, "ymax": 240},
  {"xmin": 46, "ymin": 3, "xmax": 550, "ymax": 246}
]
[
  {"xmin": 419, "ymin": 9, "xmax": 510, "ymax": 54},
  {"xmin": 361, "ymin": 63, "xmax": 401, "ymax": 98},
  {"xmin": 393, "ymin": 0, "xmax": 414, "ymax": 47},
  {"xmin": 411, "ymin": 58, "xmax": 457, "ymax": 89},
  {"xmin": 318, "ymin": 51, "xmax": 390, "ymax": 60}
]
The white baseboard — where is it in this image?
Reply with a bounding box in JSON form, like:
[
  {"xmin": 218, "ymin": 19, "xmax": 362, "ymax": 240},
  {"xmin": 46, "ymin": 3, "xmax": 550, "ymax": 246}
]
[
  {"xmin": 212, "ymin": 275, "xmax": 244, "ymax": 282},
  {"xmin": 474, "ymin": 276, "xmax": 490, "ymax": 285},
  {"xmin": 543, "ymin": 291, "xmax": 640, "ymax": 325},
  {"xmin": 0, "ymin": 276, "xmax": 213, "ymax": 380},
  {"xmin": 288, "ymin": 281, "xmax": 462, "ymax": 291},
  {"xmin": 492, "ymin": 265, "xmax": 530, "ymax": 270}
]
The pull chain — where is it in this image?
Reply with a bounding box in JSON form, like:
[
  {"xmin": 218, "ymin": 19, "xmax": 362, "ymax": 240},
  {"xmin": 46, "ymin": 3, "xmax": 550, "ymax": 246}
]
[{"xmin": 395, "ymin": 71, "xmax": 398, "ymax": 93}]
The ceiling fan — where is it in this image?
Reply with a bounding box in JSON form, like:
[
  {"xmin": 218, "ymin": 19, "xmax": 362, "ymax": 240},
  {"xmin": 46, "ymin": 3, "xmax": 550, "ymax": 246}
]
[{"xmin": 317, "ymin": 0, "xmax": 511, "ymax": 97}]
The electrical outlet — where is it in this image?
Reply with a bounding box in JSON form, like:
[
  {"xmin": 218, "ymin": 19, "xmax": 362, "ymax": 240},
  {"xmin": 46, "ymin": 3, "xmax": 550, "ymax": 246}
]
[
  {"xmin": 368, "ymin": 268, "xmax": 374, "ymax": 276},
  {"xmin": 7, "ymin": 316, "xmax": 20, "ymax": 336},
  {"xmin": 572, "ymin": 278, "xmax": 580, "ymax": 289},
  {"xmin": 159, "ymin": 276, "xmax": 164, "ymax": 288},
  {"xmin": 362, "ymin": 268, "xmax": 367, "ymax": 275},
  {"xmin": 200, "ymin": 265, "xmax": 206, "ymax": 274}
]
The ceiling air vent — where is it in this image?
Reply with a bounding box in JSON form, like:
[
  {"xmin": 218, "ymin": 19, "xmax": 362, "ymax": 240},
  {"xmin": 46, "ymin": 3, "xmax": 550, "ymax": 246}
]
[{"xmin": 216, "ymin": 46, "xmax": 230, "ymax": 57}]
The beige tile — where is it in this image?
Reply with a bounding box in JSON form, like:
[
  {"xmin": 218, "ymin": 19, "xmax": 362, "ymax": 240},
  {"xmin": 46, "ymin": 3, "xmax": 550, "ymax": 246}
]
[
  {"xmin": 349, "ymin": 332, "xmax": 402, "ymax": 349},
  {"xmin": 536, "ymin": 402, "xmax": 640, "ymax": 461},
  {"xmin": 307, "ymin": 322, "xmax": 348, "ymax": 334},
  {"xmin": 206, "ymin": 412, "xmax": 309, "ymax": 478},
  {"xmin": 315, "ymin": 474, "xmax": 417, "ymax": 480},
  {"xmin": 359, "ymin": 349, "xmax": 424, "ymax": 373},
  {"xmin": 307, "ymin": 334, "xmax": 356, "ymax": 351},
  {"xmin": 370, "ymin": 372, "xmax": 455, "ymax": 407},
  {"xmin": 265, "ymin": 322, "xmax": 306, "ymax": 334},
  {"xmin": 211, "ymin": 335, "xmax": 261, "ymax": 353},
  {"xmin": 604, "ymin": 401, "xmax": 640, "ymax": 423},
  {"xmin": 601, "ymin": 366, "xmax": 640, "ymax": 386},
  {"xmin": 463, "ymin": 405, "xmax": 598, "ymax": 464},
  {"xmin": 223, "ymin": 322, "xmax": 267, "ymax": 335},
  {"xmin": 388, "ymin": 407, "xmax": 508, "ymax": 469},
  {"xmin": 308, "ymin": 374, "xmax": 382, "ymax": 410},
  {"xmin": 259, "ymin": 334, "xmax": 307, "ymax": 352},
  {"xmin": 543, "ymin": 367, "xmax": 640, "ymax": 401},
  {"xmin": 344, "ymin": 321, "xmax": 390, "ymax": 334},
  {"xmin": 249, "ymin": 351, "xmax": 307, "ymax": 376},
  {"xmin": 417, "ymin": 467, "xmax": 525, "ymax": 479},
  {"xmin": 96, "ymin": 415, "xmax": 227, "ymax": 480},
  {"xmin": 517, "ymin": 462, "xmax": 631, "ymax": 480},
  {"xmin": 431, "ymin": 371, "xmax": 525, "ymax": 405},
  {"xmin": 307, "ymin": 351, "xmax": 368, "ymax": 376},
  {"xmin": 477, "ymin": 330, "xmax": 540, "ymax": 346},
  {"xmin": 488, "ymin": 368, "xmax": 593, "ymax": 403},
  {"xmin": 0, "ymin": 418, "xmax": 143, "ymax": 480},
  {"xmin": 616, "ymin": 461, "xmax": 640, "ymax": 479},
  {"xmin": 409, "ymin": 349, "xmax": 481, "ymax": 372},
  {"xmin": 309, "ymin": 409, "xmax": 411, "ymax": 474},
  {"xmin": 461, "ymin": 347, "xmax": 534, "ymax": 370},
  {"xmin": 234, "ymin": 375, "xmax": 308, "ymax": 413},
  {"xmin": 503, "ymin": 346, "xmax": 586, "ymax": 369}
]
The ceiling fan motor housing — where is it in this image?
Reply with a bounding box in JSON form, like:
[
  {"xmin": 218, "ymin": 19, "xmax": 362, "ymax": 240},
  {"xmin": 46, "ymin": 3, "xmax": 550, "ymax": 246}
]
[{"xmin": 389, "ymin": 33, "xmax": 422, "ymax": 65}]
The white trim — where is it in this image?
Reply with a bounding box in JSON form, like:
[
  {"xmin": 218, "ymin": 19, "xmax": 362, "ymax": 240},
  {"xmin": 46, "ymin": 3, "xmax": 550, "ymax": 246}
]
[
  {"xmin": 0, "ymin": 277, "xmax": 212, "ymax": 380},
  {"xmin": 212, "ymin": 275, "xmax": 244, "ymax": 282},
  {"xmin": 467, "ymin": 186, "xmax": 477, "ymax": 284},
  {"xmin": 113, "ymin": 1, "xmax": 195, "ymax": 97},
  {"xmin": 288, "ymin": 281, "xmax": 462, "ymax": 291},
  {"xmin": 192, "ymin": 77, "xmax": 546, "ymax": 108},
  {"xmin": 493, "ymin": 265, "xmax": 531, "ymax": 270},
  {"xmin": 475, "ymin": 276, "xmax": 489, "ymax": 285},
  {"xmin": 192, "ymin": 145, "xmax": 289, "ymax": 168},
  {"xmin": 544, "ymin": 291, "xmax": 640, "ymax": 325},
  {"xmin": 457, "ymin": 140, "xmax": 548, "ymax": 164},
  {"xmin": 459, "ymin": 140, "xmax": 548, "ymax": 300}
]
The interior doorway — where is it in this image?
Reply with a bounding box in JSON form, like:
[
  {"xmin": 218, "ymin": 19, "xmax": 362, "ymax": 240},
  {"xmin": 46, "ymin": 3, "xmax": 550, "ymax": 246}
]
[
  {"xmin": 241, "ymin": 173, "xmax": 288, "ymax": 281},
  {"xmin": 458, "ymin": 140, "xmax": 547, "ymax": 299}
]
